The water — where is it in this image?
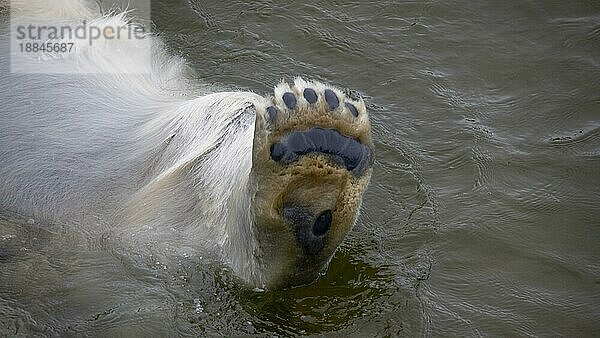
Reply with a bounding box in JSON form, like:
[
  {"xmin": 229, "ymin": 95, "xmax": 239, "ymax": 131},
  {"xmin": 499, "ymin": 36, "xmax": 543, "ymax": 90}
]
[{"xmin": 1, "ymin": 0, "xmax": 599, "ymax": 336}]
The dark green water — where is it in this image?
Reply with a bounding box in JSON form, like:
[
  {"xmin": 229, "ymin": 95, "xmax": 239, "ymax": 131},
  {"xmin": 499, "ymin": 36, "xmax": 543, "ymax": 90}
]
[{"xmin": 2, "ymin": 0, "xmax": 599, "ymax": 336}]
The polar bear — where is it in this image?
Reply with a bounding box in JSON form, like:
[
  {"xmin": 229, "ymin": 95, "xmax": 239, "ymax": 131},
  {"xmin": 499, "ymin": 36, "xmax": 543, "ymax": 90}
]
[{"xmin": 0, "ymin": 0, "xmax": 373, "ymax": 288}]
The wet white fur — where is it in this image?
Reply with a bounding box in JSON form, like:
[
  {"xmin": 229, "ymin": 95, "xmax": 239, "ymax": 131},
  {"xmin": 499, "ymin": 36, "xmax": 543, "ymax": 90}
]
[{"xmin": 0, "ymin": 0, "xmax": 272, "ymax": 284}]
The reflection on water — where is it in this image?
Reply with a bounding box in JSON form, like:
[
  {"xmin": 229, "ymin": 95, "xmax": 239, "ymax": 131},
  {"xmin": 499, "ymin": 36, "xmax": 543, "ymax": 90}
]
[
  {"xmin": 238, "ymin": 249, "xmax": 419, "ymax": 336},
  {"xmin": 2, "ymin": 0, "xmax": 600, "ymax": 336}
]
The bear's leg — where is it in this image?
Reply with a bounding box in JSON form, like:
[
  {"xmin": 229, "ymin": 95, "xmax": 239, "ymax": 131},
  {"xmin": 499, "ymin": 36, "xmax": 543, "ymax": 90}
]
[{"xmin": 249, "ymin": 78, "xmax": 374, "ymax": 288}]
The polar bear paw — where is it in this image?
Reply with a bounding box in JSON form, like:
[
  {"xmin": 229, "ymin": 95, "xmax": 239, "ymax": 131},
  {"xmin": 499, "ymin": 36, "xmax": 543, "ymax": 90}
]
[
  {"xmin": 250, "ymin": 78, "xmax": 373, "ymax": 287},
  {"xmin": 254, "ymin": 78, "xmax": 373, "ymax": 173},
  {"xmin": 259, "ymin": 78, "xmax": 373, "ymax": 177}
]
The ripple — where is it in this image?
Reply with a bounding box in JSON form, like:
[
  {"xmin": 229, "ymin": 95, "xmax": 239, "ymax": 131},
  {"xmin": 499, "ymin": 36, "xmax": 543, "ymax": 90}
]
[
  {"xmin": 549, "ymin": 125, "xmax": 600, "ymax": 147},
  {"xmin": 187, "ymin": 0, "xmax": 220, "ymax": 31},
  {"xmin": 297, "ymin": 23, "xmax": 361, "ymax": 56}
]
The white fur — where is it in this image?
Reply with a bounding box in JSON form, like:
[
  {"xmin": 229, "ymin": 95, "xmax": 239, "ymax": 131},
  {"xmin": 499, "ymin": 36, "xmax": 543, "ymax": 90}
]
[{"xmin": 0, "ymin": 0, "xmax": 268, "ymax": 285}]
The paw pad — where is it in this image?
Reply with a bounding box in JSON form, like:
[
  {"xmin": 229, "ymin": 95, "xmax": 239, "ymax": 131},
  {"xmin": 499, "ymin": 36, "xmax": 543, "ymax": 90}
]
[
  {"xmin": 313, "ymin": 210, "xmax": 332, "ymax": 236},
  {"xmin": 324, "ymin": 89, "xmax": 339, "ymax": 110},
  {"xmin": 266, "ymin": 106, "xmax": 278, "ymax": 123},
  {"xmin": 345, "ymin": 102, "xmax": 358, "ymax": 117},
  {"xmin": 282, "ymin": 92, "xmax": 297, "ymax": 109},
  {"xmin": 303, "ymin": 88, "xmax": 318, "ymax": 104}
]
